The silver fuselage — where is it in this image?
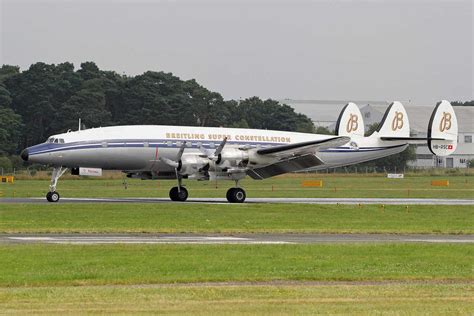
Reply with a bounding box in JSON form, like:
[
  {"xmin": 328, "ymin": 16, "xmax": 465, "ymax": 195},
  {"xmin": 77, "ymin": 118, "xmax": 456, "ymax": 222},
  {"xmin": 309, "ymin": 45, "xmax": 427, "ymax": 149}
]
[{"xmin": 24, "ymin": 125, "xmax": 407, "ymax": 177}]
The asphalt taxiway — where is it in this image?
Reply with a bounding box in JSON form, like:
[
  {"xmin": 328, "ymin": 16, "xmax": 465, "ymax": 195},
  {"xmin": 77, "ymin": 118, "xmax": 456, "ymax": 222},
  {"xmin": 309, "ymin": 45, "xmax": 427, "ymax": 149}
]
[
  {"xmin": 1, "ymin": 233, "xmax": 472, "ymax": 245},
  {"xmin": 0, "ymin": 197, "xmax": 473, "ymax": 205}
]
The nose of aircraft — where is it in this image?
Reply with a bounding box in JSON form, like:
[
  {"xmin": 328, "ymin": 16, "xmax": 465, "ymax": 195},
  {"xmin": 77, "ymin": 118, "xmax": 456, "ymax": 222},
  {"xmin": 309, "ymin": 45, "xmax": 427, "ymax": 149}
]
[{"xmin": 20, "ymin": 149, "xmax": 29, "ymax": 161}]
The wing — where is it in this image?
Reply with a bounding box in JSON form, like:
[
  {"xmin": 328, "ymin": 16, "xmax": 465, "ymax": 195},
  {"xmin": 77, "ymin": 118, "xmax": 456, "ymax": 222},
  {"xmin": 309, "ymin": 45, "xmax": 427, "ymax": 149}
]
[
  {"xmin": 256, "ymin": 136, "xmax": 350, "ymax": 156},
  {"xmin": 247, "ymin": 154, "xmax": 324, "ymax": 179},
  {"xmin": 246, "ymin": 136, "xmax": 350, "ymax": 179}
]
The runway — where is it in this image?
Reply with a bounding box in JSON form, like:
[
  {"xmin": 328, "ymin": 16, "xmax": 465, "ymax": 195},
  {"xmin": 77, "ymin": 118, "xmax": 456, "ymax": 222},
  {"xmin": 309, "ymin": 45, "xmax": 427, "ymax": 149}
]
[
  {"xmin": 1, "ymin": 233, "xmax": 473, "ymax": 244},
  {"xmin": 0, "ymin": 197, "xmax": 473, "ymax": 205}
]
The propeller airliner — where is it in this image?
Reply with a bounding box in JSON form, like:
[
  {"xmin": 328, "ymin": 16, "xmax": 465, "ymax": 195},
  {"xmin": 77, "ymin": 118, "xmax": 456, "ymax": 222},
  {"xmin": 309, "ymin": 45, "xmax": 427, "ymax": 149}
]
[{"xmin": 21, "ymin": 100, "xmax": 458, "ymax": 203}]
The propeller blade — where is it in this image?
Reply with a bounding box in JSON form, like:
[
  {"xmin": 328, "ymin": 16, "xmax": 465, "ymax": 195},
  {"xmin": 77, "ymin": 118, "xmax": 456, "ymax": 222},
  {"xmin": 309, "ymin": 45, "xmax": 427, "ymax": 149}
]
[
  {"xmin": 176, "ymin": 141, "xmax": 187, "ymax": 161},
  {"xmin": 214, "ymin": 137, "xmax": 227, "ymax": 156},
  {"xmin": 160, "ymin": 157, "xmax": 179, "ymax": 168},
  {"xmin": 199, "ymin": 145, "xmax": 213, "ymax": 158}
]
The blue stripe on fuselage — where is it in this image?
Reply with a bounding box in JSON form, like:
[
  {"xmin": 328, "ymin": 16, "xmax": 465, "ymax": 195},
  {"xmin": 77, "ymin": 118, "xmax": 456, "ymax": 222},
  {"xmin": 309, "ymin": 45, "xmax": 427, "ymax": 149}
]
[{"xmin": 27, "ymin": 139, "xmax": 406, "ymax": 156}]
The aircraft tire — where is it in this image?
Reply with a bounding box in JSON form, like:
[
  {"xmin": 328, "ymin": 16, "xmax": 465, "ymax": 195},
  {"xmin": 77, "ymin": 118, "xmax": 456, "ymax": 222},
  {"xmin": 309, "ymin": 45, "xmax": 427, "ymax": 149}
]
[
  {"xmin": 46, "ymin": 191, "xmax": 60, "ymax": 202},
  {"xmin": 226, "ymin": 188, "xmax": 246, "ymax": 203},
  {"xmin": 169, "ymin": 186, "xmax": 188, "ymax": 202}
]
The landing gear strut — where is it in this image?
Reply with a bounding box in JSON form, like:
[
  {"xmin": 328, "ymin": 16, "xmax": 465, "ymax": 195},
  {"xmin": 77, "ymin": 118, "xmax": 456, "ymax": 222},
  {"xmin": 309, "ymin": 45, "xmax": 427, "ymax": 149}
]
[
  {"xmin": 169, "ymin": 173, "xmax": 188, "ymax": 202},
  {"xmin": 226, "ymin": 180, "xmax": 246, "ymax": 203},
  {"xmin": 46, "ymin": 166, "xmax": 68, "ymax": 202}
]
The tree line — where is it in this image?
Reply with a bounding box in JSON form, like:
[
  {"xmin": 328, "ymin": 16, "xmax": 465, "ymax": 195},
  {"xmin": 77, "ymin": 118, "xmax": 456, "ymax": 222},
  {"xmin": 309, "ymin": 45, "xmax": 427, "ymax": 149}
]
[
  {"xmin": 0, "ymin": 62, "xmax": 470, "ymax": 172},
  {"xmin": 0, "ymin": 62, "xmax": 315, "ymax": 158}
]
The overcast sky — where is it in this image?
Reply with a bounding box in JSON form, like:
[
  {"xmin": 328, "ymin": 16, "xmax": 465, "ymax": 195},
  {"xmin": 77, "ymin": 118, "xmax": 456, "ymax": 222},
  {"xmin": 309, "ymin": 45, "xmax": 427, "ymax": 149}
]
[{"xmin": 1, "ymin": 0, "xmax": 472, "ymax": 104}]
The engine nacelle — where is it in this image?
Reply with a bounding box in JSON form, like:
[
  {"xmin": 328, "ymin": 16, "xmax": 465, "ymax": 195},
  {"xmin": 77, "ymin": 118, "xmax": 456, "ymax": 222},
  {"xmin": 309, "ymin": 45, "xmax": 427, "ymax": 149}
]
[
  {"xmin": 179, "ymin": 154, "xmax": 209, "ymax": 175},
  {"xmin": 217, "ymin": 148, "xmax": 249, "ymax": 168}
]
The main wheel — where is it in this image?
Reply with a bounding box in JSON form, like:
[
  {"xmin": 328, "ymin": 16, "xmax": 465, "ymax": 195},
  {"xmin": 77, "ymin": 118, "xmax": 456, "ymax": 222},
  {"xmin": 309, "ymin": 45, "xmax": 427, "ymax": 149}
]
[
  {"xmin": 46, "ymin": 191, "xmax": 60, "ymax": 202},
  {"xmin": 226, "ymin": 187, "xmax": 246, "ymax": 203},
  {"xmin": 169, "ymin": 186, "xmax": 188, "ymax": 202}
]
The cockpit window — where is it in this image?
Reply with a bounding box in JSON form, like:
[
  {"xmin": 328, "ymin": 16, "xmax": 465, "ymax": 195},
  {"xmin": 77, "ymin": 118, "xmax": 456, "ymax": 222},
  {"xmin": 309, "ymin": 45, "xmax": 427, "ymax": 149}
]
[{"xmin": 46, "ymin": 137, "xmax": 65, "ymax": 144}]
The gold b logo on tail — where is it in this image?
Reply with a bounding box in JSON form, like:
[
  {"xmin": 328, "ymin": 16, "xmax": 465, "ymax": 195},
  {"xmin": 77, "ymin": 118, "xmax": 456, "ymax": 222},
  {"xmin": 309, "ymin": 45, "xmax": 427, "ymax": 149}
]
[
  {"xmin": 391, "ymin": 111, "xmax": 404, "ymax": 131},
  {"xmin": 346, "ymin": 114, "xmax": 359, "ymax": 133},
  {"xmin": 439, "ymin": 112, "xmax": 452, "ymax": 132}
]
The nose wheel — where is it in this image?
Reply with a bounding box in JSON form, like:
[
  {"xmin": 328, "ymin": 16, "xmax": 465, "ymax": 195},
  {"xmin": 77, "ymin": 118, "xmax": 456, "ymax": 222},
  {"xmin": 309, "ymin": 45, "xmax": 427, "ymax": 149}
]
[
  {"xmin": 226, "ymin": 187, "xmax": 246, "ymax": 203},
  {"xmin": 169, "ymin": 186, "xmax": 188, "ymax": 202},
  {"xmin": 46, "ymin": 166, "xmax": 68, "ymax": 202}
]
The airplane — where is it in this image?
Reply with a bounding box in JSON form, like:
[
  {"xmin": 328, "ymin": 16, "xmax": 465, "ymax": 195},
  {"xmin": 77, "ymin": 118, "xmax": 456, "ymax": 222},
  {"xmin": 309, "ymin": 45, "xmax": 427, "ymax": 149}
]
[{"xmin": 20, "ymin": 100, "xmax": 458, "ymax": 203}]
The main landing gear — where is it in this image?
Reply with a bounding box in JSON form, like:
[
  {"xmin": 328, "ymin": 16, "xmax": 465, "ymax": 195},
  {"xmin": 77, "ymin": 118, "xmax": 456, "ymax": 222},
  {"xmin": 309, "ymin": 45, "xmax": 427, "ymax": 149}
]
[
  {"xmin": 169, "ymin": 186, "xmax": 188, "ymax": 202},
  {"xmin": 167, "ymin": 178, "xmax": 247, "ymax": 203},
  {"xmin": 169, "ymin": 173, "xmax": 188, "ymax": 202},
  {"xmin": 46, "ymin": 166, "xmax": 68, "ymax": 202},
  {"xmin": 226, "ymin": 179, "xmax": 246, "ymax": 203},
  {"xmin": 226, "ymin": 187, "xmax": 246, "ymax": 203}
]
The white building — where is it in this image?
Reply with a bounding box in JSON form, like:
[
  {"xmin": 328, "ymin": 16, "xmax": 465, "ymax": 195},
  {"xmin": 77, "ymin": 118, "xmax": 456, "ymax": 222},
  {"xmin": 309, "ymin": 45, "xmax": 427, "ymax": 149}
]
[{"xmin": 282, "ymin": 99, "xmax": 474, "ymax": 168}]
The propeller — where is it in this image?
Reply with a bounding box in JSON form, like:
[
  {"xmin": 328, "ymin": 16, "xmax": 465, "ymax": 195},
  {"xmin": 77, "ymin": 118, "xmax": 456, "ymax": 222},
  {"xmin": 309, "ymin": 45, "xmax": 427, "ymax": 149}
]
[
  {"xmin": 199, "ymin": 137, "xmax": 227, "ymax": 164},
  {"xmin": 160, "ymin": 141, "xmax": 187, "ymax": 170},
  {"xmin": 160, "ymin": 141, "xmax": 187, "ymax": 192}
]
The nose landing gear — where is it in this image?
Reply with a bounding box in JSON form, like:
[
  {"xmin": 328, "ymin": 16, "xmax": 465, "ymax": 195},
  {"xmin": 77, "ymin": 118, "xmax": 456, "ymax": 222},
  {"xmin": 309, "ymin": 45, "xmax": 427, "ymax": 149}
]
[{"xmin": 46, "ymin": 167, "xmax": 68, "ymax": 202}]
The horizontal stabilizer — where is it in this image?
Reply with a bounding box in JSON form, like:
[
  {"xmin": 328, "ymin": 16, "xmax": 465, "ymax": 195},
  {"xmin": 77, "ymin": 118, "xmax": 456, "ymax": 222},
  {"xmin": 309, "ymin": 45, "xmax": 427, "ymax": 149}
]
[
  {"xmin": 381, "ymin": 137, "xmax": 445, "ymax": 142},
  {"xmin": 256, "ymin": 136, "xmax": 350, "ymax": 156}
]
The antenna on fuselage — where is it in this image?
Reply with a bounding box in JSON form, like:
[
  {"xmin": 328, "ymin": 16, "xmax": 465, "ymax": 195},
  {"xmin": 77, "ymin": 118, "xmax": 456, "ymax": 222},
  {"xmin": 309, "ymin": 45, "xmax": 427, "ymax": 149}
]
[{"xmin": 78, "ymin": 118, "xmax": 81, "ymax": 131}]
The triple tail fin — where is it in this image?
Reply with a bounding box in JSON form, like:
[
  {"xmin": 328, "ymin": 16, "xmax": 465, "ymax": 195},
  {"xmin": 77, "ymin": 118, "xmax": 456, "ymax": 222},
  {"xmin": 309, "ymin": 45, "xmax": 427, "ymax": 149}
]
[{"xmin": 335, "ymin": 102, "xmax": 364, "ymax": 137}]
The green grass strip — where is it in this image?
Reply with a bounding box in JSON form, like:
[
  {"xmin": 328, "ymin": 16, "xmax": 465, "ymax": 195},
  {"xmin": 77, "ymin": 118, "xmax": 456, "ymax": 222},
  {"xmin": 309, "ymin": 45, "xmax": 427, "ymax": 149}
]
[
  {"xmin": 1, "ymin": 203, "xmax": 473, "ymax": 234},
  {"xmin": 1, "ymin": 284, "xmax": 472, "ymax": 315},
  {"xmin": 0, "ymin": 175, "xmax": 473, "ymax": 199},
  {"xmin": 0, "ymin": 244, "xmax": 471, "ymax": 287}
]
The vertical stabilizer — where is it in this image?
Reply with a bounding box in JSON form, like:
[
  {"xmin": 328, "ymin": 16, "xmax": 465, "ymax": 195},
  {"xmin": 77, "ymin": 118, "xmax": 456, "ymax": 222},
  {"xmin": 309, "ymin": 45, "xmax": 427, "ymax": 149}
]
[
  {"xmin": 428, "ymin": 100, "xmax": 458, "ymax": 156},
  {"xmin": 375, "ymin": 101, "xmax": 410, "ymax": 138},
  {"xmin": 335, "ymin": 102, "xmax": 364, "ymax": 137}
]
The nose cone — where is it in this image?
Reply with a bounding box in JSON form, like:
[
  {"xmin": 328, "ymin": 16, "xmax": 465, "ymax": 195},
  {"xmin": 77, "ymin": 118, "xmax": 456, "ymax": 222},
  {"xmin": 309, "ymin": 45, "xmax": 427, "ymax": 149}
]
[{"xmin": 20, "ymin": 149, "xmax": 29, "ymax": 161}]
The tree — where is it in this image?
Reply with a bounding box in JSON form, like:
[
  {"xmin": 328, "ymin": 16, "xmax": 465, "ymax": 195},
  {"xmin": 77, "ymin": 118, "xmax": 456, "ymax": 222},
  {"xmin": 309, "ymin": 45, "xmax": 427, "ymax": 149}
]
[
  {"xmin": 0, "ymin": 65, "xmax": 20, "ymax": 83},
  {"xmin": 0, "ymin": 106, "xmax": 22, "ymax": 155},
  {"xmin": 315, "ymin": 126, "xmax": 333, "ymax": 135},
  {"xmin": 452, "ymin": 100, "xmax": 473, "ymax": 107},
  {"xmin": 1, "ymin": 62, "xmax": 317, "ymax": 155}
]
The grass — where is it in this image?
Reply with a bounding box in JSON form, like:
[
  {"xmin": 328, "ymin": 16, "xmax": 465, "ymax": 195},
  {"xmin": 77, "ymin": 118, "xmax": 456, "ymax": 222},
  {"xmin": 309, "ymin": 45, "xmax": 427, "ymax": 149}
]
[
  {"xmin": 1, "ymin": 284, "xmax": 472, "ymax": 315},
  {"xmin": 0, "ymin": 203, "xmax": 472, "ymax": 234},
  {"xmin": 0, "ymin": 244, "xmax": 472, "ymax": 287},
  {"xmin": 0, "ymin": 175, "xmax": 473, "ymax": 199},
  {"xmin": 1, "ymin": 174, "xmax": 472, "ymax": 313}
]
